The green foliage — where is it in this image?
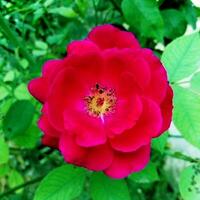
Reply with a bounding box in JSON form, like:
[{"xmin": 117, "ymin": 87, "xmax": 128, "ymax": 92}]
[
  {"xmin": 0, "ymin": 136, "xmax": 9, "ymax": 164},
  {"xmin": 13, "ymin": 124, "xmax": 41, "ymax": 149},
  {"xmin": 161, "ymin": 32, "xmax": 200, "ymax": 83},
  {"xmin": 8, "ymin": 170, "xmax": 24, "ymax": 193},
  {"xmin": 34, "ymin": 165, "xmax": 86, "ymax": 200},
  {"xmin": 49, "ymin": 7, "xmax": 77, "ymax": 18},
  {"xmin": 161, "ymin": 9, "xmax": 186, "ymax": 39},
  {"xmin": 173, "ymin": 85, "xmax": 200, "ymax": 149},
  {"xmin": 0, "ymin": 164, "xmax": 9, "ymax": 178},
  {"xmin": 129, "ymin": 162, "xmax": 159, "ymax": 183},
  {"xmin": 180, "ymin": 0, "xmax": 197, "ymax": 29},
  {"xmin": 152, "ymin": 132, "xmax": 168, "ymax": 153},
  {"xmin": 0, "ymin": 86, "xmax": 9, "ymax": 101},
  {"xmin": 191, "ymin": 72, "xmax": 200, "ymax": 92},
  {"xmin": 14, "ymin": 83, "xmax": 31, "ymax": 100},
  {"xmin": 179, "ymin": 164, "xmax": 200, "ymax": 200},
  {"xmin": 90, "ymin": 173, "xmax": 131, "ymax": 200},
  {"xmin": 3, "ymin": 100, "xmax": 35, "ymax": 139},
  {"xmin": 122, "ymin": 0, "xmax": 164, "ymax": 41}
]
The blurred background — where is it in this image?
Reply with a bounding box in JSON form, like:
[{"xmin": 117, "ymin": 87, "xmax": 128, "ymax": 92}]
[{"xmin": 0, "ymin": 0, "xmax": 200, "ymax": 200}]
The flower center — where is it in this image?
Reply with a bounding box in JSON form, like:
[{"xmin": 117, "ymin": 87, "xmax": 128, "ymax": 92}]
[{"xmin": 84, "ymin": 83, "xmax": 117, "ymax": 121}]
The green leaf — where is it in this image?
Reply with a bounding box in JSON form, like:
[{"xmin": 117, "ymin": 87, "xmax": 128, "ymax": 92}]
[
  {"xmin": 49, "ymin": 7, "xmax": 77, "ymax": 18},
  {"xmin": 0, "ymin": 137, "xmax": 9, "ymax": 164},
  {"xmin": 32, "ymin": 49, "xmax": 47, "ymax": 57},
  {"xmin": 191, "ymin": 72, "xmax": 200, "ymax": 93},
  {"xmin": 19, "ymin": 59, "xmax": 29, "ymax": 69},
  {"xmin": 90, "ymin": 173, "xmax": 131, "ymax": 200},
  {"xmin": 0, "ymin": 164, "xmax": 9, "ymax": 178},
  {"xmin": 3, "ymin": 100, "xmax": 35, "ymax": 139},
  {"xmin": 8, "ymin": 170, "xmax": 24, "ymax": 193},
  {"xmin": 180, "ymin": 0, "xmax": 197, "ymax": 29},
  {"xmin": 161, "ymin": 9, "xmax": 186, "ymax": 39},
  {"xmin": 3, "ymin": 70, "xmax": 17, "ymax": 82},
  {"xmin": 14, "ymin": 124, "xmax": 41, "ymax": 148},
  {"xmin": 34, "ymin": 165, "xmax": 86, "ymax": 200},
  {"xmin": 173, "ymin": 85, "xmax": 200, "ymax": 149},
  {"xmin": 14, "ymin": 83, "xmax": 31, "ymax": 100},
  {"xmin": 152, "ymin": 132, "xmax": 168, "ymax": 153},
  {"xmin": 161, "ymin": 32, "xmax": 200, "ymax": 83},
  {"xmin": 179, "ymin": 164, "xmax": 200, "ymax": 200},
  {"xmin": 0, "ymin": 86, "xmax": 9, "ymax": 101},
  {"xmin": 121, "ymin": 0, "xmax": 164, "ymax": 41},
  {"xmin": 35, "ymin": 41, "xmax": 48, "ymax": 50},
  {"xmin": 3, "ymin": 70, "xmax": 15, "ymax": 82},
  {"xmin": 129, "ymin": 162, "xmax": 159, "ymax": 183},
  {"xmin": 33, "ymin": 8, "xmax": 45, "ymax": 23}
]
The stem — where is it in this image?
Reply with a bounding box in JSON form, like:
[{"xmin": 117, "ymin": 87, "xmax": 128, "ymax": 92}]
[
  {"xmin": 0, "ymin": 13, "xmax": 36, "ymax": 70},
  {"xmin": 0, "ymin": 176, "xmax": 43, "ymax": 198},
  {"xmin": 168, "ymin": 135, "xmax": 183, "ymax": 138},
  {"xmin": 165, "ymin": 150, "xmax": 200, "ymax": 163}
]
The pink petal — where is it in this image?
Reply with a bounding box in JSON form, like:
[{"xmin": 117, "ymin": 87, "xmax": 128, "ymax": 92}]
[
  {"xmin": 72, "ymin": 113, "xmax": 107, "ymax": 147},
  {"xmin": 47, "ymin": 67, "xmax": 85, "ymax": 131},
  {"xmin": 83, "ymin": 143, "xmax": 113, "ymax": 171},
  {"xmin": 104, "ymin": 144, "xmax": 151, "ymax": 179},
  {"xmin": 38, "ymin": 114, "xmax": 61, "ymax": 137},
  {"xmin": 145, "ymin": 68, "xmax": 168, "ymax": 104},
  {"xmin": 110, "ymin": 98, "xmax": 162, "ymax": 152},
  {"xmin": 42, "ymin": 134, "xmax": 59, "ymax": 148},
  {"xmin": 67, "ymin": 39, "xmax": 100, "ymax": 55},
  {"xmin": 102, "ymin": 49, "xmax": 151, "ymax": 90},
  {"xmin": 28, "ymin": 60, "xmax": 65, "ymax": 103},
  {"xmin": 157, "ymin": 86, "xmax": 173, "ymax": 136},
  {"xmin": 42, "ymin": 59, "xmax": 65, "ymax": 79},
  {"xmin": 59, "ymin": 133, "xmax": 87, "ymax": 166},
  {"xmin": 142, "ymin": 49, "xmax": 168, "ymax": 103},
  {"xmin": 28, "ymin": 77, "xmax": 48, "ymax": 103},
  {"xmin": 106, "ymin": 94, "xmax": 143, "ymax": 135},
  {"xmin": 88, "ymin": 24, "xmax": 140, "ymax": 49},
  {"xmin": 59, "ymin": 133, "xmax": 113, "ymax": 170}
]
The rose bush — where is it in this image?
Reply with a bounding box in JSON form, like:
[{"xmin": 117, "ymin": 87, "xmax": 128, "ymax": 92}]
[{"xmin": 28, "ymin": 24, "xmax": 173, "ymax": 179}]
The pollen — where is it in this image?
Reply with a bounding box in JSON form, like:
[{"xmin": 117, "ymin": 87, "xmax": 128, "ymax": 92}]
[{"xmin": 84, "ymin": 83, "xmax": 117, "ymax": 119}]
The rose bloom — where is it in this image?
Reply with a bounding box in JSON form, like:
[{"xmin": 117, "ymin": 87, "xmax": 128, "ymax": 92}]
[{"xmin": 28, "ymin": 25, "xmax": 173, "ymax": 179}]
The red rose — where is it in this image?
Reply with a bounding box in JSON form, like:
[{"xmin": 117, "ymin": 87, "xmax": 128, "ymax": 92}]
[{"xmin": 28, "ymin": 25, "xmax": 173, "ymax": 178}]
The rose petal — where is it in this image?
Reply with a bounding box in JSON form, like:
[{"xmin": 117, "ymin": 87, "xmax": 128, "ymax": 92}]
[
  {"xmin": 42, "ymin": 134, "xmax": 59, "ymax": 148},
  {"xmin": 42, "ymin": 59, "xmax": 65, "ymax": 79},
  {"xmin": 59, "ymin": 133, "xmax": 113, "ymax": 170},
  {"xmin": 102, "ymin": 49, "xmax": 151, "ymax": 90},
  {"xmin": 110, "ymin": 98, "xmax": 162, "ymax": 152},
  {"xmin": 73, "ymin": 114, "xmax": 107, "ymax": 147},
  {"xmin": 142, "ymin": 49, "xmax": 168, "ymax": 103},
  {"xmin": 28, "ymin": 77, "xmax": 48, "ymax": 103},
  {"xmin": 106, "ymin": 94, "xmax": 143, "ymax": 135},
  {"xmin": 47, "ymin": 67, "xmax": 85, "ymax": 131},
  {"xmin": 157, "ymin": 86, "xmax": 173, "ymax": 136},
  {"xmin": 88, "ymin": 24, "xmax": 140, "ymax": 49},
  {"xmin": 38, "ymin": 114, "xmax": 61, "ymax": 137},
  {"xmin": 67, "ymin": 39, "xmax": 100, "ymax": 55},
  {"xmin": 104, "ymin": 144, "xmax": 150, "ymax": 179}
]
